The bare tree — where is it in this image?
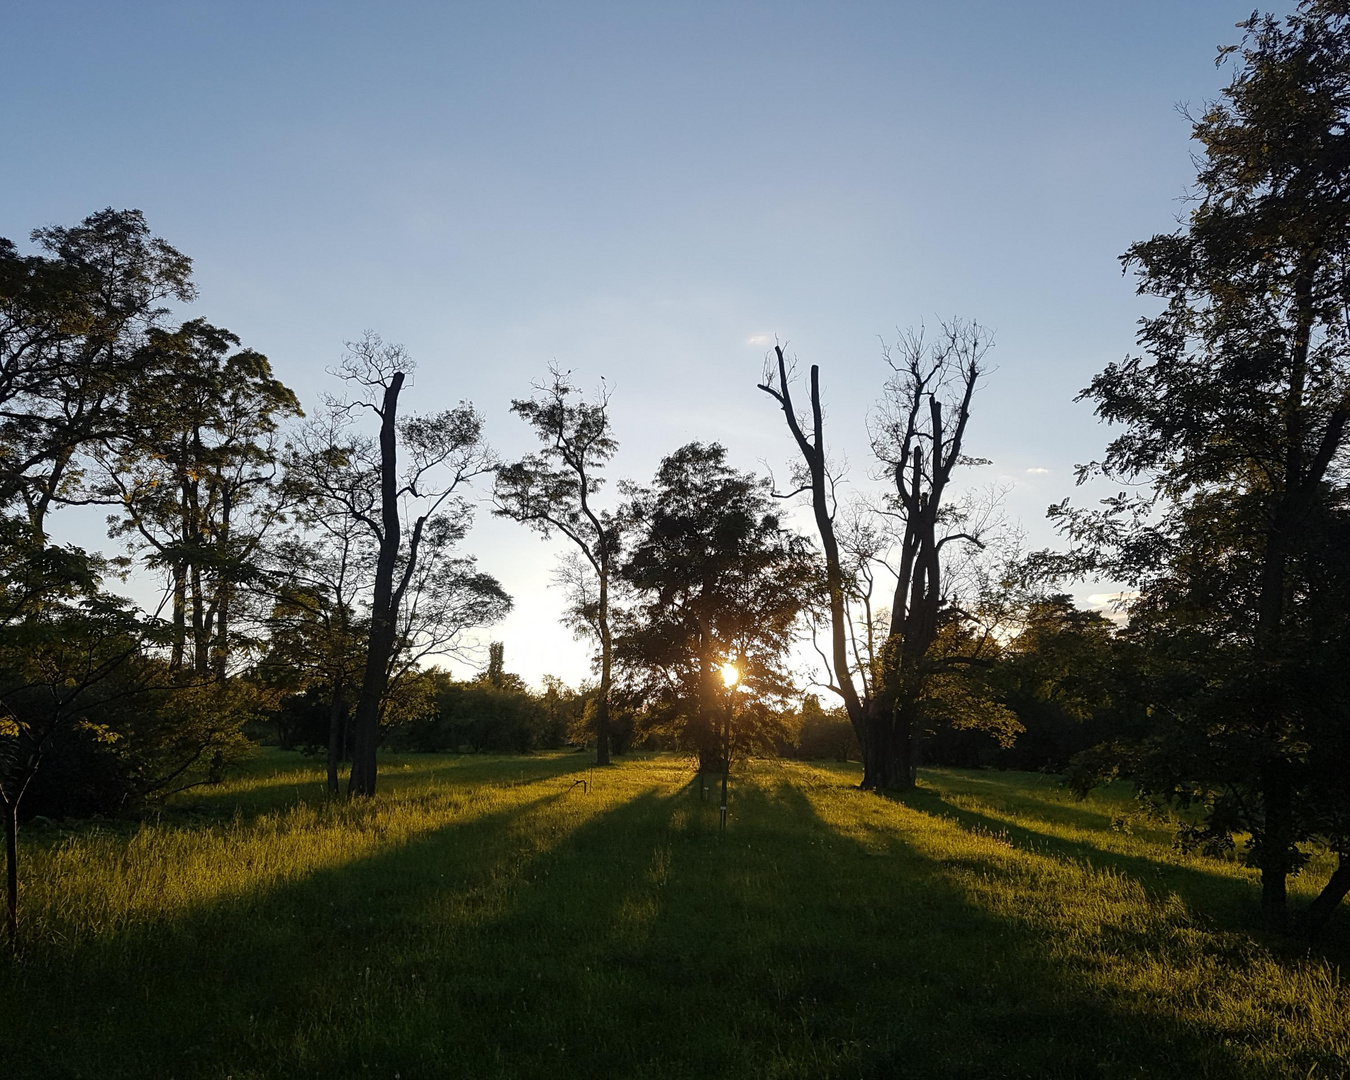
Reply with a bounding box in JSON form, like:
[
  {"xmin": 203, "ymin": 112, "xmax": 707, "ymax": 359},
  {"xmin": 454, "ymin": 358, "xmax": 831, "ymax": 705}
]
[
  {"xmin": 760, "ymin": 321, "xmax": 1000, "ymax": 789},
  {"xmin": 867, "ymin": 321, "xmax": 992, "ymax": 787}
]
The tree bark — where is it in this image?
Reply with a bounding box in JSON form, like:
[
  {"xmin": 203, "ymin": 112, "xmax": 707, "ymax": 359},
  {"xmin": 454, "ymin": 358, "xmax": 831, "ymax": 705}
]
[
  {"xmin": 171, "ymin": 562, "xmax": 187, "ymax": 670},
  {"xmin": 213, "ymin": 489, "xmax": 232, "ymax": 681},
  {"xmin": 348, "ymin": 371, "xmax": 405, "ymax": 798},
  {"xmin": 595, "ymin": 572, "xmax": 612, "ymax": 765},
  {"xmin": 1294, "ymin": 856, "xmax": 1350, "ymax": 939},
  {"xmin": 4, "ymin": 798, "xmax": 17, "ymax": 951},
  {"xmin": 1260, "ymin": 757, "xmax": 1293, "ymax": 933},
  {"xmin": 326, "ymin": 678, "xmax": 344, "ymax": 797}
]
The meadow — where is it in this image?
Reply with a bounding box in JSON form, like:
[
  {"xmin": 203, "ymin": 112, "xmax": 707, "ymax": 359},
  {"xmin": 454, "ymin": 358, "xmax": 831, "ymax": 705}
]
[{"xmin": 3, "ymin": 750, "xmax": 1348, "ymax": 1079}]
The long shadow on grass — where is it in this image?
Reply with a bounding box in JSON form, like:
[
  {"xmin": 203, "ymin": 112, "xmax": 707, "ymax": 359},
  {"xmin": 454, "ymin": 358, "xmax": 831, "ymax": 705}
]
[
  {"xmin": 6, "ymin": 763, "xmax": 1333, "ymax": 1080},
  {"xmin": 380, "ymin": 769, "xmax": 1315, "ymax": 1079},
  {"xmin": 890, "ymin": 783, "xmax": 1350, "ymax": 961},
  {"xmin": 2, "ymin": 765, "xmax": 616, "ymax": 1080},
  {"xmin": 736, "ymin": 776, "xmax": 1282, "ymax": 1080},
  {"xmin": 167, "ymin": 751, "xmax": 593, "ymax": 823}
]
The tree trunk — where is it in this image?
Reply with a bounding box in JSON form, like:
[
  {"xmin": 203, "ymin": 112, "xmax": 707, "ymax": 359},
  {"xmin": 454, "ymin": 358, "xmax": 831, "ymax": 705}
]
[
  {"xmin": 326, "ymin": 679, "xmax": 344, "ymax": 797},
  {"xmin": 191, "ymin": 560, "xmax": 208, "ymax": 677},
  {"xmin": 595, "ymin": 574, "xmax": 612, "ymax": 765},
  {"xmin": 758, "ymin": 358, "xmax": 869, "ymax": 757},
  {"xmin": 4, "ymin": 798, "xmax": 17, "ymax": 951},
  {"xmin": 171, "ymin": 562, "xmax": 187, "ymax": 670},
  {"xmin": 1260, "ymin": 758, "xmax": 1292, "ymax": 933},
  {"xmin": 213, "ymin": 488, "xmax": 232, "ymax": 681},
  {"xmin": 1294, "ymin": 856, "xmax": 1350, "ymax": 939},
  {"xmin": 348, "ymin": 371, "xmax": 405, "ymax": 799},
  {"xmin": 861, "ymin": 711, "xmax": 904, "ymax": 790}
]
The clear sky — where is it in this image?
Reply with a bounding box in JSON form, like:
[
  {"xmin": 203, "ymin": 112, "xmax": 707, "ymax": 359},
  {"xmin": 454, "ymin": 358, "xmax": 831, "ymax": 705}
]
[{"xmin": 1, "ymin": 1, "xmax": 1294, "ymax": 688}]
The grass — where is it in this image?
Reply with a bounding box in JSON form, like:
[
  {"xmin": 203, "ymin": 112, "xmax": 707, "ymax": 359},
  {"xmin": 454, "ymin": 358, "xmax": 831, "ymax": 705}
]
[{"xmin": 4, "ymin": 750, "xmax": 1349, "ymax": 1079}]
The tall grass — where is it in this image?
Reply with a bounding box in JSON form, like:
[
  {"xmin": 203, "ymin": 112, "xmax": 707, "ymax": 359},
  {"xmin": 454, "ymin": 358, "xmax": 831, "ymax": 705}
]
[{"xmin": 4, "ymin": 751, "xmax": 1347, "ymax": 1078}]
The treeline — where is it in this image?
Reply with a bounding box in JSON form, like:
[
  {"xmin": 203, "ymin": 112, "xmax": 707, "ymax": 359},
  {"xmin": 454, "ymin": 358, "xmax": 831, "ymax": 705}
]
[{"xmin": 261, "ymin": 586, "xmax": 1128, "ymax": 776}]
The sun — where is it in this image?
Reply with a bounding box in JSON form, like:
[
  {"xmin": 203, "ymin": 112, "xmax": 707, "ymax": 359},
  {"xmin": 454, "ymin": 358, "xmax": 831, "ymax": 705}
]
[{"xmin": 719, "ymin": 662, "xmax": 740, "ymax": 688}]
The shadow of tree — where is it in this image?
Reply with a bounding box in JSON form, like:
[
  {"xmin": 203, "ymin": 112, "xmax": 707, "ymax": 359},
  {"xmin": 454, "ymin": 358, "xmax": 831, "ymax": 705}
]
[
  {"xmin": 734, "ymin": 777, "xmax": 1278, "ymax": 1079},
  {"xmin": 4, "ymin": 762, "xmax": 1343, "ymax": 1079},
  {"xmin": 166, "ymin": 750, "xmax": 594, "ymax": 823},
  {"xmin": 887, "ymin": 782, "xmax": 1350, "ymax": 962}
]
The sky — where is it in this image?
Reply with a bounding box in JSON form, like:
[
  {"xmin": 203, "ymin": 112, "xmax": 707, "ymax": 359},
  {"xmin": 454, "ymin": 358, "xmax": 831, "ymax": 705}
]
[{"xmin": 1, "ymin": 0, "xmax": 1296, "ymax": 689}]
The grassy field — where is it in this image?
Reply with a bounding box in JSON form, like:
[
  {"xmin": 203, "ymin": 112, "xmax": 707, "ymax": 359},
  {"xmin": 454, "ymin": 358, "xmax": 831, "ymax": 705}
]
[{"xmin": 4, "ymin": 750, "xmax": 1349, "ymax": 1079}]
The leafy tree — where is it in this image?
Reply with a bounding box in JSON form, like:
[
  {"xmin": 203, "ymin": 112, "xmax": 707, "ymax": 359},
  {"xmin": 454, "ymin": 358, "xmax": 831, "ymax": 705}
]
[
  {"xmin": 1053, "ymin": 1, "xmax": 1350, "ymax": 933},
  {"xmin": 92, "ymin": 318, "xmax": 300, "ymax": 676},
  {"xmin": 0, "ymin": 574, "xmax": 253, "ymax": 949},
  {"xmin": 0, "ymin": 208, "xmax": 193, "ymax": 541},
  {"xmin": 793, "ymin": 693, "xmax": 859, "ymax": 762},
  {"xmin": 616, "ymin": 442, "xmax": 815, "ymax": 770},
  {"xmin": 402, "ymin": 656, "xmax": 578, "ymax": 755},
  {"xmin": 258, "ymin": 528, "xmax": 369, "ymax": 789},
  {"xmin": 494, "ymin": 366, "xmax": 621, "ymax": 764},
  {"xmin": 306, "ymin": 333, "xmax": 498, "ymax": 797},
  {"xmin": 983, "ymin": 595, "xmax": 1121, "ymax": 772},
  {"xmin": 0, "ymin": 210, "xmax": 256, "ymax": 947}
]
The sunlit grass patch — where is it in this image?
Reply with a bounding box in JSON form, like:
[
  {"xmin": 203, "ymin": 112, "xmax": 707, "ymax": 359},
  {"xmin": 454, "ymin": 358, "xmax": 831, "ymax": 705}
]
[
  {"xmin": 21, "ymin": 750, "xmax": 596, "ymax": 946},
  {"xmin": 3, "ymin": 752, "xmax": 1348, "ymax": 1079},
  {"xmin": 792, "ymin": 760, "xmax": 1350, "ymax": 1075}
]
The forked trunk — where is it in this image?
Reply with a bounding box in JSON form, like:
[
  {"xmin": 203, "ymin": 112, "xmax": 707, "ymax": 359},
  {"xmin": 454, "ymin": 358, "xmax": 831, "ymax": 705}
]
[{"xmin": 348, "ymin": 371, "xmax": 405, "ymax": 799}]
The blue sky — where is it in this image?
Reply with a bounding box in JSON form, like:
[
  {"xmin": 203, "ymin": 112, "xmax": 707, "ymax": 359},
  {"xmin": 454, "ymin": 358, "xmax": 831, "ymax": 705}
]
[{"xmin": 1, "ymin": 1, "xmax": 1291, "ymax": 687}]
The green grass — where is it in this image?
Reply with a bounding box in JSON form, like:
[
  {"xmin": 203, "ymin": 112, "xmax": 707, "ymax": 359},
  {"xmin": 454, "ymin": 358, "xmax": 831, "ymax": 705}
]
[{"xmin": 4, "ymin": 750, "xmax": 1349, "ymax": 1078}]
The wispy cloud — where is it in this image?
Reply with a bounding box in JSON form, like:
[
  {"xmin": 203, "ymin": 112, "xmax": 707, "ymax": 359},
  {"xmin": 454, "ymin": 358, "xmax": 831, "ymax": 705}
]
[
  {"xmin": 1025, "ymin": 467, "xmax": 1050, "ymax": 475},
  {"xmin": 746, "ymin": 334, "xmax": 772, "ymax": 347}
]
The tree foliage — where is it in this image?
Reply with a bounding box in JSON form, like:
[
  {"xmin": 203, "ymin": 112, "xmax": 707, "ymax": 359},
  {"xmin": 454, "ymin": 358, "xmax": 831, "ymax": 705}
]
[
  {"xmin": 616, "ymin": 442, "xmax": 815, "ymax": 768},
  {"xmin": 1053, "ymin": 1, "xmax": 1350, "ymax": 934},
  {"xmin": 494, "ymin": 366, "xmax": 621, "ymax": 764}
]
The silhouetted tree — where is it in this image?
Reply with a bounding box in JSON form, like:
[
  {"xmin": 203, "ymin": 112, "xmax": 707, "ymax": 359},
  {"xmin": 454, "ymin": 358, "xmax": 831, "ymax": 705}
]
[
  {"xmin": 494, "ymin": 366, "xmax": 621, "ymax": 764},
  {"xmin": 0, "ymin": 208, "xmax": 193, "ymax": 542},
  {"xmin": 261, "ymin": 528, "xmax": 369, "ymax": 792},
  {"xmin": 616, "ymin": 442, "xmax": 815, "ymax": 770},
  {"xmin": 313, "ymin": 333, "xmax": 496, "ymax": 797},
  {"xmin": 92, "ymin": 319, "xmax": 300, "ymax": 677},
  {"xmin": 760, "ymin": 322, "xmax": 1002, "ymax": 790},
  {"xmin": 1052, "ymin": 2, "xmax": 1350, "ymax": 933},
  {"xmin": 0, "ymin": 209, "xmax": 255, "ymax": 948}
]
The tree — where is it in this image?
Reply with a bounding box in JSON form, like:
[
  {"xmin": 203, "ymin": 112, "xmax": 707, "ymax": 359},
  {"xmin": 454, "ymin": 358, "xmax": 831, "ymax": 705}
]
[
  {"xmin": 0, "ymin": 209, "xmax": 194, "ymax": 542},
  {"xmin": 308, "ymin": 333, "xmax": 496, "ymax": 797},
  {"xmin": 982, "ymin": 595, "xmax": 1121, "ymax": 772},
  {"xmin": 259, "ymin": 527, "xmax": 370, "ymax": 792},
  {"xmin": 494, "ymin": 366, "xmax": 621, "ymax": 765},
  {"xmin": 92, "ymin": 318, "xmax": 300, "ymax": 677},
  {"xmin": 616, "ymin": 442, "xmax": 816, "ymax": 770},
  {"xmin": 0, "ymin": 570, "xmax": 251, "ymax": 949},
  {"xmin": 0, "ymin": 209, "xmax": 248, "ymax": 948},
  {"xmin": 1053, "ymin": 2, "xmax": 1350, "ymax": 933},
  {"xmin": 759, "ymin": 321, "xmax": 1002, "ymax": 790}
]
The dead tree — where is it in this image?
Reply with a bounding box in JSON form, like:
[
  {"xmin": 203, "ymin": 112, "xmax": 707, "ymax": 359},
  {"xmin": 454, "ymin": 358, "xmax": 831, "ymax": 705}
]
[
  {"xmin": 760, "ymin": 320, "xmax": 993, "ymax": 790},
  {"xmin": 757, "ymin": 355, "xmax": 869, "ymax": 762}
]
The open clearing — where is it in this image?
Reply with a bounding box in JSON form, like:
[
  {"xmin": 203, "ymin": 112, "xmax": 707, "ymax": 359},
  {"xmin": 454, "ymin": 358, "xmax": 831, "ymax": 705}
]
[{"xmin": 4, "ymin": 751, "xmax": 1349, "ymax": 1079}]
